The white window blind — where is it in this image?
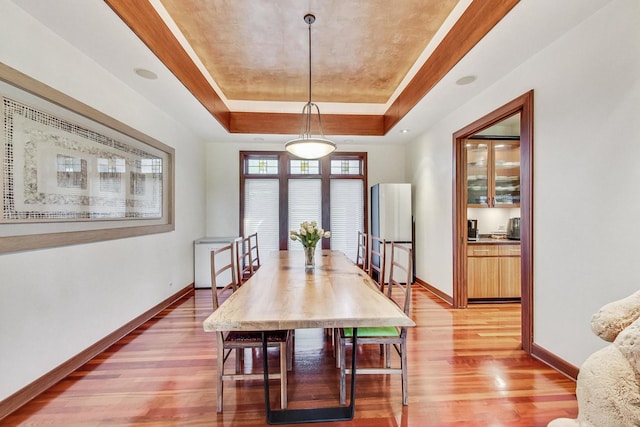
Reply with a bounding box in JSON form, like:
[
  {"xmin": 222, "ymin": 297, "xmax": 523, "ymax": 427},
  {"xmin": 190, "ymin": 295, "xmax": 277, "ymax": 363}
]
[
  {"xmin": 288, "ymin": 179, "xmax": 322, "ymax": 251},
  {"xmin": 244, "ymin": 179, "xmax": 279, "ymax": 258},
  {"xmin": 330, "ymin": 179, "xmax": 364, "ymax": 262}
]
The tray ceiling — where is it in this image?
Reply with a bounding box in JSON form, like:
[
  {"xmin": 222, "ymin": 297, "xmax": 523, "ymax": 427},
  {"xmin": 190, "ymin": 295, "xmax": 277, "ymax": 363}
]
[
  {"xmin": 102, "ymin": 0, "xmax": 520, "ymax": 136},
  {"xmin": 158, "ymin": 0, "xmax": 459, "ymax": 104}
]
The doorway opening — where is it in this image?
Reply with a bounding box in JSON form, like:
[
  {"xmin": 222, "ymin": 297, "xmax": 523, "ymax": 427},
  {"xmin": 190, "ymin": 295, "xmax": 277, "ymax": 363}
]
[{"xmin": 452, "ymin": 91, "xmax": 533, "ymax": 353}]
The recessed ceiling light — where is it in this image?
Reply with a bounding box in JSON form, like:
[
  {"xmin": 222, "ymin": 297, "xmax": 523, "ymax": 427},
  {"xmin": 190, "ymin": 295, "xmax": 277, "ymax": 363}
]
[
  {"xmin": 400, "ymin": 129, "xmax": 410, "ymax": 134},
  {"xmin": 456, "ymin": 75, "xmax": 477, "ymax": 86},
  {"xmin": 134, "ymin": 68, "xmax": 158, "ymax": 80}
]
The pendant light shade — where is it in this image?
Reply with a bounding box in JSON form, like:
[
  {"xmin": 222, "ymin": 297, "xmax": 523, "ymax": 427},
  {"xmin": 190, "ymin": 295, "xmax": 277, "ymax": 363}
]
[{"xmin": 285, "ymin": 14, "xmax": 336, "ymax": 159}]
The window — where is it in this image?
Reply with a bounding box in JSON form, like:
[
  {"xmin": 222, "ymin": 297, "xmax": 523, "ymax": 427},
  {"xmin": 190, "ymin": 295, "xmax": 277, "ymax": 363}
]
[
  {"xmin": 246, "ymin": 157, "xmax": 279, "ymax": 175},
  {"xmin": 330, "ymin": 159, "xmax": 362, "ymax": 175},
  {"xmin": 288, "ymin": 179, "xmax": 322, "ymax": 250},
  {"xmin": 290, "ymin": 159, "xmax": 320, "ymax": 175},
  {"xmin": 330, "ymin": 179, "xmax": 364, "ymax": 261},
  {"xmin": 240, "ymin": 152, "xmax": 367, "ymax": 262}
]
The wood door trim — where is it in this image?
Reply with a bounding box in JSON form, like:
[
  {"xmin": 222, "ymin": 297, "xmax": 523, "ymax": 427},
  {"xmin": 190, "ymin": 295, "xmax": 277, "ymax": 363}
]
[
  {"xmin": 452, "ymin": 90, "xmax": 534, "ymax": 353},
  {"xmin": 384, "ymin": 0, "xmax": 520, "ymax": 133}
]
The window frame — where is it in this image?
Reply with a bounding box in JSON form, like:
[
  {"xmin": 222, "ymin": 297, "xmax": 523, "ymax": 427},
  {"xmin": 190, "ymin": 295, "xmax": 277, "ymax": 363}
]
[{"xmin": 239, "ymin": 151, "xmax": 368, "ymax": 250}]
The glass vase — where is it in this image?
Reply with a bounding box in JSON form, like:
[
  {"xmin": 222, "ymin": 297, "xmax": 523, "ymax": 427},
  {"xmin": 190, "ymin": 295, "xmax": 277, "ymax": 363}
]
[{"xmin": 304, "ymin": 246, "xmax": 316, "ymax": 270}]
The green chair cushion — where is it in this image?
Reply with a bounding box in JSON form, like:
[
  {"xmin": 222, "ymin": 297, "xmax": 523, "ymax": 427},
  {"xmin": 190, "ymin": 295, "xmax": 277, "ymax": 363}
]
[{"xmin": 343, "ymin": 326, "xmax": 399, "ymax": 337}]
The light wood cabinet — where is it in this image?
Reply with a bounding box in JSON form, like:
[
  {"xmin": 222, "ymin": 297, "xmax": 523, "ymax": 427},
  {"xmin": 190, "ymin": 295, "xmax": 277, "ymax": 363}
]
[
  {"xmin": 467, "ymin": 256, "xmax": 499, "ymax": 298},
  {"xmin": 467, "ymin": 244, "xmax": 520, "ymax": 299},
  {"xmin": 467, "ymin": 140, "xmax": 520, "ymax": 207},
  {"xmin": 499, "ymin": 256, "xmax": 521, "ymax": 298}
]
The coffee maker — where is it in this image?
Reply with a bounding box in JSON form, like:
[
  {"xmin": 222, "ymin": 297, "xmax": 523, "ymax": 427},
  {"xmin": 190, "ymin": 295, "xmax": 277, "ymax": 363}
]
[
  {"xmin": 467, "ymin": 219, "xmax": 479, "ymax": 241},
  {"xmin": 507, "ymin": 217, "xmax": 521, "ymax": 240}
]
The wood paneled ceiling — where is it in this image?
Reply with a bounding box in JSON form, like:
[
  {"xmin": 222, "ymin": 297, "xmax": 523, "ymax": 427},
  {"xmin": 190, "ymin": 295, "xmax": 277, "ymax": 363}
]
[
  {"xmin": 160, "ymin": 0, "xmax": 458, "ymax": 104},
  {"xmin": 104, "ymin": 0, "xmax": 520, "ymax": 136}
]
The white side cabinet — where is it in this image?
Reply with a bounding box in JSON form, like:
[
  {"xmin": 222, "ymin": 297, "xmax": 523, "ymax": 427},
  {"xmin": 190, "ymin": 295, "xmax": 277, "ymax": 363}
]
[{"xmin": 194, "ymin": 236, "xmax": 239, "ymax": 288}]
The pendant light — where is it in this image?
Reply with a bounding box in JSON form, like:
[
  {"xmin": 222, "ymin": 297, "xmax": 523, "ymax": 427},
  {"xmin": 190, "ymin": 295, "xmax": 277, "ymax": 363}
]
[{"xmin": 285, "ymin": 14, "xmax": 336, "ymax": 159}]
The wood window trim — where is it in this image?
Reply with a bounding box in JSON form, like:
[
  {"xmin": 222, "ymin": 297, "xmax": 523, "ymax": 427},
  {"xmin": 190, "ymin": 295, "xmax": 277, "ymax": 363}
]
[{"xmin": 239, "ymin": 151, "xmax": 368, "ymax": 250}]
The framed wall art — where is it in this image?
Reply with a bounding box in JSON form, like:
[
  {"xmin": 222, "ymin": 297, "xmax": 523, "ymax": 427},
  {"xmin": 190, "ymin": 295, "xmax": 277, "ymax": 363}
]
[{"xmin": 0, "ymin": 63, "xmax": 175, "ymax": 254}]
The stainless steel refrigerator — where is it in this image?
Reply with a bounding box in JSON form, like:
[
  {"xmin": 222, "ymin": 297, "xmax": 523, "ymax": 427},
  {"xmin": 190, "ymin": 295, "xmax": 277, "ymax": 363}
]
[{"xmin": 370, "ymin": 183, "xmax": 413, "ymax": 283}]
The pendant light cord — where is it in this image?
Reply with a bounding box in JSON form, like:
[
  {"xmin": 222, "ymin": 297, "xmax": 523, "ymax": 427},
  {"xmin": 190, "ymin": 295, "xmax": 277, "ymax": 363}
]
[
  {"xmin": 307, "ymin": 19, "xmax": 312, "ymax": 106},
  {"xmin": 284, "ymin": 13, "xmax": 335, "ymax": 159},
  {"xmin": 304, "ymin": 14, "xmax": 315, "ymax": 136}
]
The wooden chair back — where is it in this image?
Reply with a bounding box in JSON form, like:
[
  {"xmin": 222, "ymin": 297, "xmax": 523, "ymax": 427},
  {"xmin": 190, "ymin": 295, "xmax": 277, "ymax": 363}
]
[
  {"xmin": 368, "ymin": 236, "xmax": 386, "ymax": 291},
  {"xmin": 210, "ymin": 243, "xmax": 237, "ymax": 310},
  {"xmin": 235, "ymin": 236, "xmax": 253, "ymax": 285},
  {"xmin": 356, "ymin": 231, "xmax": 368, "ymax": 271},
  {"xmin": 247, "ymin": 232, "xmax": 261, "ymax": 273},
  {"xmin": 388, "ymin": 243, "xmax": 413, "ymax": 320}
]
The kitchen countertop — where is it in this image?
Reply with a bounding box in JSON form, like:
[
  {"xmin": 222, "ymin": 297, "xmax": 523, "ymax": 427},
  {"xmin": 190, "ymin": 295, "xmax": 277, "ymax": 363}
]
[{"xmin": 468, "ymin": 237, "xmax": 520, "ymax": 244}]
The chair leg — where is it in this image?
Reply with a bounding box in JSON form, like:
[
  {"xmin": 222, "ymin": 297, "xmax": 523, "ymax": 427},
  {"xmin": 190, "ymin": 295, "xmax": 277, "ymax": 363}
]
[
  {"xmin": 385, "ymin": 344, "xmax": 391, "ymax": 368},
  {"xmin": 401, "ymin": 340, "xmax": 408, "ymax": 405},
  {"xmin": 339, "ymin": 337, "xmax": 347, "ymax": 405},
  {"xmin": 286, "ymin": 331, "xmax": 293, "ymax": 371},
  {"xmin": 216, "ymin": 341, "xmax": 224, "ymax": 413},
  {"xmin": 280, "ymin": 341, "xmax": 288, "ymax": 409},
  {"xmin": 336, "ymin": 331, "xmax": 341, "ymax": 368},
  {"xmin": 235, "ymin": 348, "xmax": 242, "ymax": 373}
]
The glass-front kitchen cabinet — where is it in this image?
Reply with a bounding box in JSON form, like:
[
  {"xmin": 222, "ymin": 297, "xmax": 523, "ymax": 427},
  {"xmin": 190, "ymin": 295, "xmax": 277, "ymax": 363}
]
[{"xmin": 467, "ymin": 139, "xmax": 520, "ymax": 207}]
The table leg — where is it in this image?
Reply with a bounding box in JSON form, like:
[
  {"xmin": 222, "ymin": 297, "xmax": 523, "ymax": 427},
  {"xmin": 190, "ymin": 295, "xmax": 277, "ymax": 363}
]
[{"xmin": 262, "ymin": 329, "xmax": 358, "ymax": 424}]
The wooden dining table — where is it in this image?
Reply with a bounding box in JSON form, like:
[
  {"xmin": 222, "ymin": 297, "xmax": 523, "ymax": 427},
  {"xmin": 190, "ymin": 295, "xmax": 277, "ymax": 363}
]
[{"xmin": 203, "ymin": 249, "xmax": 415, "ymax": 424}]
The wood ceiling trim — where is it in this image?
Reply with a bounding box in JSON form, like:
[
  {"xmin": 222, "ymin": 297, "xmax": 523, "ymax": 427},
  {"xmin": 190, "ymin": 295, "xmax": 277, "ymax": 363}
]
[
  {"xmin": 384, "ymin": 0, "xmax": 520, "ymax": 133},
  {"xmin": 230, "ymin": 112, "xmax": 385, "ymax": 136},
  {"xmin": 104, "ymin": 0, "xmax": 231, "ymax": 129}
]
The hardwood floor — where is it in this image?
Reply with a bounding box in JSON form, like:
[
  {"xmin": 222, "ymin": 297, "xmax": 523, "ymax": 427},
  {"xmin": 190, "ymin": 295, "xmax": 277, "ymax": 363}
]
[{"xmin": 3, "ymin": 287, "xmax": 578, "ymax": 426}]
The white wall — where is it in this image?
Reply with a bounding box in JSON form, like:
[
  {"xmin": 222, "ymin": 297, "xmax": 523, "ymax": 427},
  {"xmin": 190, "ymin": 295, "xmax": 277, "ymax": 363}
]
[
  {"xmin": 407, "ymin": 0, "xmax": 639, "ymax": 366},
  {"xmin": 468, "ymin": 207, "xmax": 521, "ymax": 235},
  {"xmin": 0, "ymin": 3, "xmax": 206, "ymax": 401},
  {"xmin": 406, "ymin": 126, "xmax": 455, "ymax": 294},
  {"xmin": 205, "ymin": 142, "xmax": 407, "ymax": 237}
]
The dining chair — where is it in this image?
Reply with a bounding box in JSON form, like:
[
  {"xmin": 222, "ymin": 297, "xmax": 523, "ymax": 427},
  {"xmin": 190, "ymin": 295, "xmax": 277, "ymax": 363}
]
[
  {"xmin": 368, "ymin": 236, "xmax": 387, "ymax": 292},
  {"xmin": 335, "ymin": 235, "xmax": 386, "ymax": 368},
  {"xmin": 368, "ymin": 236, "xmax": 387, "ymax": 357},
  {"xmin": 338, "ymin": 242, "xmax": 413, "ymax": 405},
  {"xmin": 329, "ymin": 231, "xmax": 369, "ymax": 353},
  {"xmin": 247, "ymin": 232, "xmax": 261, "ymax": 273},
  {"xmin": 235, "ymin": 234, "xmax": 295, "ymax": 364},
  {"xmin": 210, "ymin": 243, "xmax": 291, "ymax": 413},
  {"xmin": 356, "ymin": 231, "xmax": 368, "ymax": 271},
  {"xmin": 235, "ymin": 235, "xmax": 253, "ymax": 286}
]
